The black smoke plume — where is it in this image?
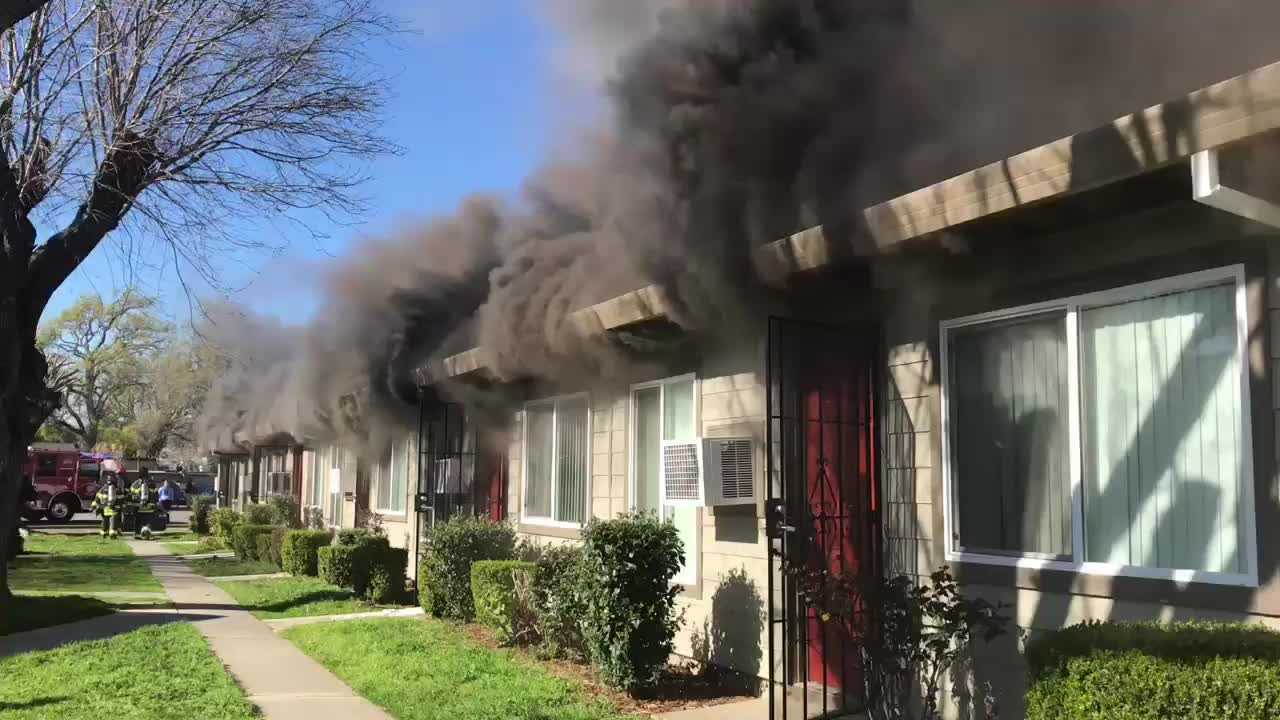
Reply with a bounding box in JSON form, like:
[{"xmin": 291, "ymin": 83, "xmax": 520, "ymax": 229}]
[{"xmin": 198, "ymin": 0, "xmax": 1280, "ymax": 455}]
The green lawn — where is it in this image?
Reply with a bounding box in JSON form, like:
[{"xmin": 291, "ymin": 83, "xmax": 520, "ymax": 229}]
[
  {"xmin": 187, "ymin": 557, "xmax": 280, "ymax": 577},
  {"xmin": 215, "ymin": 577, "xmax": 389, "ymax": 619},
  {"xmin": 286, "ymin": 618, "xmax": 633, "ymax": 720},
  {"xmin": 164, "ymin": 538, "xmax": 226, "ymax": 556},
  {"xmin": 10, "ymin": 534, "xmax": 161, "ymax": 593},
  {"xmin": 0, "ymin": 623, "xmax": 258, "ymax": 720},
  {"xmin": 1, "ymin": 594, "xmax": 114, "ymax": 636}
]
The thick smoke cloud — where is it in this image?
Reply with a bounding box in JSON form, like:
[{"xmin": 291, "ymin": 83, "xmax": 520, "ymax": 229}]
[{"xmin": 199, "ymin": 0, "xmax": 1280, "ymax": 455}]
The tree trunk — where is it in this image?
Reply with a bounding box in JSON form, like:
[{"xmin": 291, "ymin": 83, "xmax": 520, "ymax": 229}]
[
  {"xmin": 0, "ymin": 295, "xmax": 24, "ymax": 600},
  {"xmin": 0, "ymin": 292, "xmax": 51, "ymax": 600}
]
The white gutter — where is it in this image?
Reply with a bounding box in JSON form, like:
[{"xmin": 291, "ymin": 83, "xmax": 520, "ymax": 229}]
[{"xmin": 1190, "ymin": 149, "xmax": 1280, "ymax": 229}]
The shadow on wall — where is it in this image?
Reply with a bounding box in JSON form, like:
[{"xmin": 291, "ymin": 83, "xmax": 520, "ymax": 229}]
[{"xmin": 692, "ymin": 567, "xmax": 765, "ymax": 694}]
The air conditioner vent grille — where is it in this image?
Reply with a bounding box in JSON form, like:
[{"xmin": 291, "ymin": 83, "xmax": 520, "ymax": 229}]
[
  {"xmin": 716, "ymin": 439, "xmax": 754, "ymax": 500},
  {"xmin": 662, "ymin": 442, "xmax": 701, "ymax": 502}
]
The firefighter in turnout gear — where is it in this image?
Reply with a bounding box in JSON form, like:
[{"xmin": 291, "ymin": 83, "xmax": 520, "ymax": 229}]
[
  {"xmin": 133, "ymin": 469, "xmax": 158, "ymax": 539},
  {"xmin": 92, "ymin": 473, "xmax": 125, "ymax": 538}
]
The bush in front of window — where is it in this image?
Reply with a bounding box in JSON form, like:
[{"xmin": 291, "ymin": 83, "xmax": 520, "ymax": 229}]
[
  {"xmin": 471, "ymin": 560, "xmax": 539, "ymax": 645},
  {"xmin": 579, "ymin": 512, "xmax": 684, "ymax": 693},
  {"xmin": 255, "ymin": 534, "xmax": 272, "ymax": 564},
  {"xmin": 1027, "ymin": 621, "xmax": 1280, "ymax": 720},
  {"xmin": 318, "ymin": 533, "xmax": 390, "ymax": 595},
  {"xmin": 210, "ymin": 508, "xmax": 241, "ymax": 543},
  {"xmin": 266, "ymin": 494, "xmax": 302, "ymax": 529},
  {"xmin": 242, "ymin": 503, "xmax": 275, "ymax": 526},
  {"xmin": 231, "ymin": 523, "xmax": 275, "ymax": 561},
  {"xmin": 281, "ymin": 529, "xmax": 334, "ymax": 577},
  {"xmin": 418, "ymin": 517, "xmax": 516, "ymax": 620},
  {"xmin": 190, "ymin": 496, "xmax": 215, "ymax": 535},
  {"xmin": 527, "ymin": 544, "xmax": 588, "ymax": 660},
  {"xmin": 366, "ymin": 546, "xmax": 408, "ymax": 604},
  {"xmin": 266, "ymin": 526, "xmax": 290, "ymax": 567}
]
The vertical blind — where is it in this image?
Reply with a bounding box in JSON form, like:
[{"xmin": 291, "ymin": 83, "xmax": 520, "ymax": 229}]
[
  {"xmin": 555, "ymin": 398, "xmax": 589, "ymax": 524},
  {"xmin": 524, "ymin": 404, "xmax": 555, "ymax": 519},
  {"xmin": 950, "ymin": 313, "xmax": 1072, "ymax": 557},
  {"xmin": 1081, "ymin": 284, "xmax": 1244, "ymax": 574},
  {"xmin": 635, "ymin": 387, "xmax": 662, "ymax": 513}
]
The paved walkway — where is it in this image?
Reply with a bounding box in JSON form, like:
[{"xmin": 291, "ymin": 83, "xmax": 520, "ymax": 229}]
[
  {"xmin": 265, "ymin": 606, "xmax": 424, "ymax": 631},
  {"xmin": 129, "ymin": 541, "xmax": 393, "ymax": 720}
]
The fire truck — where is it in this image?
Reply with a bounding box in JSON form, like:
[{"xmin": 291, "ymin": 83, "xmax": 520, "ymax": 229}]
[{"xmin": 22, "ymin": 446, "xmax": 119, "ymax": 522}]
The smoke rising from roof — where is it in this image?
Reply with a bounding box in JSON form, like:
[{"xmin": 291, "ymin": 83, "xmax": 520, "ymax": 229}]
[{"xmin": 198, "ymin": 0, "xmax": 1280, "ymax": 455}]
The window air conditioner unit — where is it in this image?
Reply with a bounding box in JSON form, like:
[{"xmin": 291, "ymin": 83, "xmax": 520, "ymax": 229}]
[{"xmin": 660, "ymin": 437, "xmax": 756, "ymax": 507}]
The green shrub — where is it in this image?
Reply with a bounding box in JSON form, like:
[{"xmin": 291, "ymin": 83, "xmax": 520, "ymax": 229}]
[
  {"xmin": 471, "ymin": 560, "xmax": 539, "ymax": 645},
  {"xmin": 336, "ymin": 528, "xmax": 381, "ymax": 546},
  {"xmin": 317, "ymin": 534, "xmax": 387, "ymax": 595},
  {"xmin": 1026, "ymin": 621, "xmax": 1280, "ymax": 720},
  {"xmin": 210, "ymin": 508, "xmax": 241, "ymax": 543},
  {"xmin": 579, "ymin": 513, "xmax": 683, "ymax": 692},
  {"xmin": 418, "ymin": 517, "xmax": 516, "ymax": 620},
  {"xmin": 255, "ymin": 534, "xmax": 272, "ymax": 563},
  {"xmin": 318, "ymin": 544, "xmax": 365, "ymax": 592},
  {"xmin": 231, "ymin": 523, "xmax": 275, "ymax": 561},
  {"xmin": 531, "ymin": 545, "xmax": 586, "ymax": 659},
  {"xmin": 281, "ymin": 530, "xmax": 333, "ymax": 576},
  {"xmin": 190, "ymin": 496, "xmax": 214, "ymax": 535},
  {"xmin": 367, "ymin": 546, "xmax": 409, "ymax": 604},
  {"xmin": 267, "ymin": 527, "xmax": 289, "ymax": 567},
  {"xmin": 242, "ymin": 503, "xmax": 275, "ymax": 526},
  {"xmin": 266, "ymin": 494, "xmax": 302, "ymax": 529}
]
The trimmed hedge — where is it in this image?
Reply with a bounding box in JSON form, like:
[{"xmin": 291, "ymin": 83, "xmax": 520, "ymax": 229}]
[
  {"xmin": 242, "ymin": 503, "xmax": 275, "ymax": 526},
  {"xmin": 530, "ymin": 545, "xmax": 586, "ymax": 659},
  {"xmin": 266, "ymin": 494, "xmax": 302, "ymax": 529},
  {"xmin": 267, "ymin": 527, "xmax": 289, "ymax": 567},
  {"xmin": 318, "ymin": 534, "xmax": 392, "ymax": 597},
  {"xmin": 231, "ymin": 523, "xmax": 275, "ymax": 561},
  {"xmin": 281, "ymin": 530, "xmax": 333, "ymax": 577},
  {"xmin": 336, "ymin": 528, "xmax": 380, "ymax": 547},
  {"xmin": 1027, "ymin": 621, "xmax": 1280, "ymax": 720},
  {"xmin": 471, "ymin": 560, "xmax": 538, "ymax": 645},
  {"xmin": 190, "ymin": 496, "xmax": 214, "ymax": 535},
  {"xmin": 367, "ymin": 546, "xmax": 409, "ymax": 604},
  {"xmin": 418, "ymin": 517, "xmax": 515, "ymax": 620},
  {"xmin": 210, "ymin": 508, "xmax": 241, "ymax": 543},
  {"xmin": 579, "ymin": 513, "xmax": 683, "ymax": 692},
  {"xmin": 318, "ymin": 545, "xmax": 358, "ymax": 589},
  {"xmin": 255, "ymin": 534, "xmax": 272, "ymax": 564}
]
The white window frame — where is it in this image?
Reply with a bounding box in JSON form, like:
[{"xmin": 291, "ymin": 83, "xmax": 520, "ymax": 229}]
[
  {"xmin": 629, "ymin": 374, "xmax": 700, "ymax": 588},
  {"xmin": 373, "ymin": 435, "xmax": 411, "ymax": 517},
  {"xmin": 521, "ymin": 392, "xmax": 592, "ymax": 529},
  {"xmin": 940, "ymin": 264, "xmax": 1258, "ymax": 588},
  {"xmin": 328, "ymin": 447, "xmax": 344, "ymax": 529}
]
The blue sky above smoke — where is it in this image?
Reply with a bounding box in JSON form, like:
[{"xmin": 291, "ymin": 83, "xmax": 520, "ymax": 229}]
[{"xmin": 42, "ymin": 1, "xmax": 589, "ymax": 328}]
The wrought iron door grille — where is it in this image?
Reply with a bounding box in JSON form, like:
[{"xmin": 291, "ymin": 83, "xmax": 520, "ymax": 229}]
[{"xmin": 767, "ymin": 316, "xmax": 882, "ymax": 720}]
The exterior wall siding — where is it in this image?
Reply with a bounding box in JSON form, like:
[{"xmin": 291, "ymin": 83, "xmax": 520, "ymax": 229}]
[{"xmin": 873, "ymin": 203, "xmax": 1280, "ymax": 719}]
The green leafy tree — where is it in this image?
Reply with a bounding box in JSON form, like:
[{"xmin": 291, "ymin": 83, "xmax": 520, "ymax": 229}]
[{"xmin": 38, "ymin": 290, "xmax": 166, "ymax": 451}]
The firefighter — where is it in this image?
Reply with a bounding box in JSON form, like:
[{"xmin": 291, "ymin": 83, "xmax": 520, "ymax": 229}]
[
  {"xmin": 134, "ymin": 469, "xmax": 157, "ymax": 539},
  {"xmin": 92, "ymin": 473, "xmax": 125, "ymax": 538}
]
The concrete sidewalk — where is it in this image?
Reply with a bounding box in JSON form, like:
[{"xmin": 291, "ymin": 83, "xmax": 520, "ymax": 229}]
[{"xmin": 129, "ymin": 541, "xmax": 393, "ymax": 720}]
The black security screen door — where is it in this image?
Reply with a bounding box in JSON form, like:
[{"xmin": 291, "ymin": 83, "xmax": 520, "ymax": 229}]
[{"xmin": 767, "ymin": 316, "xmax": 882, "ymax": 720}]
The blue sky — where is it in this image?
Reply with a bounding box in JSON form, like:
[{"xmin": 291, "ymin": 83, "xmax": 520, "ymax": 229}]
[{"xmin": 42, "ymin": 1, "xmax": 593, "ymax": 328}]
